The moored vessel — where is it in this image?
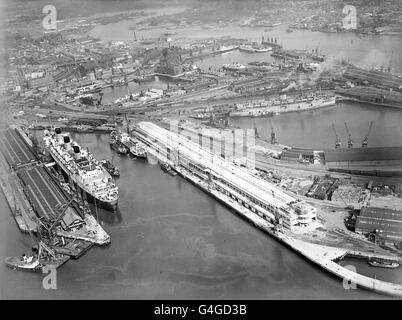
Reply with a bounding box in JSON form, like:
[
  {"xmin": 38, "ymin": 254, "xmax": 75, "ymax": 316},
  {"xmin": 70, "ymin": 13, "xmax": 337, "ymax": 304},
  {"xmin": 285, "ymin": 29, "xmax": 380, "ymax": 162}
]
[
  {"xmin": 111, "ymin": 130, "xmax": 147, "ymax": 159},
  {"xmin": 239, "ymin": 44, "xmax": 272, "ymax": 53},
  {"xmin": 368, "ymin": 258, "xmax": 399, "ymax": 269},
  {"xmin": 100, "ymin": 159, "xmax": 120, "ymax": 177},
  {"xmin": 222, "ymin": 62, "xmax": 246, "ymax": 71},
  {"xmin": 43, "ymin": 128, "xmax": 119, "ymax": 210}
]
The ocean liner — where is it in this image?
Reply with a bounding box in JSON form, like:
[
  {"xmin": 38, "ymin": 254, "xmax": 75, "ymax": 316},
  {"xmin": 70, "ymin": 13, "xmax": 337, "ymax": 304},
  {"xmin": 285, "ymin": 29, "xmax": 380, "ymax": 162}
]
[{"xmin": 43, "ymin": 128, "xmax": 119, "ymax": 210}]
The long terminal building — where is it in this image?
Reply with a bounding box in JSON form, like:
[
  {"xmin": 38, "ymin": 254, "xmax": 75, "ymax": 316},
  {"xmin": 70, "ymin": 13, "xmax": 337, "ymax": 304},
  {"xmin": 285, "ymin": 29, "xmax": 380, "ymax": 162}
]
[{"xmin": 135, "ymin": 122, "xmax": 317, "ymax": 231}]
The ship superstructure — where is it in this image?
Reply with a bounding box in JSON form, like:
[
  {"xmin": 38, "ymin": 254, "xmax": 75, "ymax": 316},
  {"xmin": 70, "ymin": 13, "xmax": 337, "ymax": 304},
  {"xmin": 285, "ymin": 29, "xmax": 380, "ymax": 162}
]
[
  {"xmin": 43, "ymin": 128, "xmax": 119, "ymax": 210},
  {"xmin": 111, "ymin": 130, "xmax": 147, "ymax": 158}
]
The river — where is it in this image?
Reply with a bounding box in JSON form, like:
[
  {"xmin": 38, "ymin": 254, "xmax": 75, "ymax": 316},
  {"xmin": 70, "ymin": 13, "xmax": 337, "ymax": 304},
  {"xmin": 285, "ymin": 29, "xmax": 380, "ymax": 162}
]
[
  {"xmin": 0, "ymin": 132, "xmax": 396, "ymax": 299},
  {"xmin": 90, "ymin": 23, "xmax": 402, "ymax": 73}
]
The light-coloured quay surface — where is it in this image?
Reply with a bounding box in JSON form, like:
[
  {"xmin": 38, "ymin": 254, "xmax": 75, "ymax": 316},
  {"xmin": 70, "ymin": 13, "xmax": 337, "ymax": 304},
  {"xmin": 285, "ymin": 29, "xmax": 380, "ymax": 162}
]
[{"xmin": 134, "ymin": 121, "xmax": 402, "ymax": 297}]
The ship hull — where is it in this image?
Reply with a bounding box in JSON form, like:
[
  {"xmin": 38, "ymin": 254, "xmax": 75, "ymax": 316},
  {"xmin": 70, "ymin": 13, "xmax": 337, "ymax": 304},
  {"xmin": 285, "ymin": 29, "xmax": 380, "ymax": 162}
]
[
  {"xmin": 229, "ymin": 97, "xmax": 336, "ymax": 117},
  {"xmin": 84, "ymin": 191, "xmax": 118, "ymax": 211},
  {"xmin": 49, "ymin": 150, "xmax": 118, "ymax": 211}
]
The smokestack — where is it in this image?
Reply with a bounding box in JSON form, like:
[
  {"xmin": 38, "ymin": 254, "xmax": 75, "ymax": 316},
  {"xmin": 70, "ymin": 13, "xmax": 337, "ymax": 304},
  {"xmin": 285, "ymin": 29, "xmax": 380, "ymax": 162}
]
[
  {"xmin": 73, "ymin": 145, "xmax": 81, "ymax": 160},
  {"xmin": 63, "ymin": 136, "xmax": 71, "ymax": 151},
  {"xmin": 55, "ymin": 127, "xmax": 64, "ymax": 144}
]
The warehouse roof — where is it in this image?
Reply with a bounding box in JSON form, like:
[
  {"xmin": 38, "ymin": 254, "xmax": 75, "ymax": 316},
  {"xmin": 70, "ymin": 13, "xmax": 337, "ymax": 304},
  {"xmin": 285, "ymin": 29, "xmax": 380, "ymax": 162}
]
[
  {"xmin": 281, "ymin": 147, "xmax": 315, "ymax": 159},
  {"xmin": 356, "ymin": 207, "xmax": 402, "ymax": 241},
  {"xmin": 324, "ymin": 147, "xmax": 402, "ymax": 163}
]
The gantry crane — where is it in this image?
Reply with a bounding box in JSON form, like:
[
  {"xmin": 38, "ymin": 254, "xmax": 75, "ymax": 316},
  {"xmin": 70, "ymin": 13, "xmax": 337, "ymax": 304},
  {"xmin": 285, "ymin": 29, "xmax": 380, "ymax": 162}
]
[
  {"xmin": 332, "ymin": 124, "xmax": 341, "ymax": 149},
  {"xmin": 361, "ymin": 121, "xmax": 373, "ymax": 148},
  {"xmin": 35, "ymin": 197, "xmax": 75, "ymax": 245},
  {"xmin": 254, "ymin": 122, "xmax": 259, "ymax": 139},
  {"xmin": 269, "ymin": 119, "xmax": 277, "ymax": 144},
  {"xmin": 344, "ymin": 122, "xmax": 354, "ymax": 148}
]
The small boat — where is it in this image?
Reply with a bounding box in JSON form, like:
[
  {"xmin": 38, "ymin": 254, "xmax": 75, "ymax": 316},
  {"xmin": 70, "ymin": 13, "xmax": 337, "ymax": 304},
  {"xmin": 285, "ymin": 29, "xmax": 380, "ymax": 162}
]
[
  {"xmin": 100, "ymin": 159, "xmax": 120, "ymax": 177},
  {"xmin": 4, "ymin": 255, "xmax": 42, "ymax": 272},
  {"xmin": 130, "ymin": 143, "xmax": 147, "ymax": 159},
  {"xmin": 368, "ymin": 258, "xmax": 399, "ymax": 269},
  {"xmin": 168, "ymin": 169, "xmax": 178, "ymax": 176},
  {"xmin": 160, "ymin": 162, "xmax": 171, "ymax": 173},
  {"xmin": 110, "ymin": 140, "xmax": 127, "ymax": 155}
]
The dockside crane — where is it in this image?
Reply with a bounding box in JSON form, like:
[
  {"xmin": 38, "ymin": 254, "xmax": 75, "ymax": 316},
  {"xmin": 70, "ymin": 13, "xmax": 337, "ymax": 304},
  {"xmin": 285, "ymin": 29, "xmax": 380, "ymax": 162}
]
[
  {"xmin": 35, "ymin": 197, "xmax": 75, "ymax": 244},
  {"xmin": 269, "ymin": 118, "xmax": 277, "ymax": 144},
  {"xmin": 361, "ymin": 121, "xmax": 373, "ymax": 148},
  {"xmin": 332, "ymin": 124, "xmax": 341, "ymax": 149},
  {"xmin": 254, "ymin": 122, "xmax": 259, "ymax": 139},
  {"xmin": 344, "ymin": 122, "xmax": 354, "ymax": 148}
]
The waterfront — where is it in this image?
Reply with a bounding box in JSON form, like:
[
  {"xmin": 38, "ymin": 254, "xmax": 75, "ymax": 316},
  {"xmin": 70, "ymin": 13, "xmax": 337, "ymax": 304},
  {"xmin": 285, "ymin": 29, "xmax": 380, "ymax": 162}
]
[
  {"xmin": 90, "ymin": 23, "xmax": 402, "ymax": 73},
  {"xmin": 0, "ymin": 132, "xmax": 394, "ymax": 299},
  {"xmin": 232, "ymin": 101, "xmax": 402, "ymax": 150},
  {"xmin": 99, "ymin": 79, "xmax": 169, "ymax": 105},
  {"xmin": 3, "ymin": 0, "xmax": 402, "ymax": 301}
]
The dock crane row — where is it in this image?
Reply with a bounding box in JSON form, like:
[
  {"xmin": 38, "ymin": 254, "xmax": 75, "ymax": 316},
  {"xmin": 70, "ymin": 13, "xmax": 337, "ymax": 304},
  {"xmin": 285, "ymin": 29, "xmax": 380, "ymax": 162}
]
[
  {"xmin": 344, "ymin": 122, "xmax": 354, "ymax": 148},
  {"xmin": 332, "ymin": 124, "xmax": 341, "ymax": 149},
  {"xmin": 361, "ymin": 121, "xmax": 373, "ymax": 148}
]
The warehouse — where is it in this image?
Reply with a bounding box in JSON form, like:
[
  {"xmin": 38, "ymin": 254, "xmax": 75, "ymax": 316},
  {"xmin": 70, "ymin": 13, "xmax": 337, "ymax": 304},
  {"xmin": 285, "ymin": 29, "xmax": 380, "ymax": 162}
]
[
  {"xmin": 324, "ymin": 147, "xmax": 402, "ymax": 176},
  {"xmin": 355, "ymin": 207, "xmax": 402, "ymax": 244}
]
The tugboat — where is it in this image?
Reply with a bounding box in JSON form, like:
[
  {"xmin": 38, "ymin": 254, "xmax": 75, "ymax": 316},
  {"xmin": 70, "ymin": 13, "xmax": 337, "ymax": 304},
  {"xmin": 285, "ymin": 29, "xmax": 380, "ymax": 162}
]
[
  {"xmin": 168, "ymin": 168, "xmax": 178, "ymax": 176},
  {"xmin": 4, "ymin": 241, "xmax": 68, "ymax": 272},
  {"xmin": 110, "ymin": 139, "xmax": 128, "ymax": 155},
  {"xmin": 4, "ymin": 253, "xmax": 41, "ymax": 272},
  {"xmin": 368, "ymin": 258, "xmax": 399, "ymax": 269},
  {"xmin": 160, "ymin": 162, "xmax": 172, "ymax": 173},
  {"xmin": 130, "ymin": 141, "xmax": 147, "ymax": 159},
  {"xmin": 100, "ymin": 159, "xmax": 120, "ymax": 177}
]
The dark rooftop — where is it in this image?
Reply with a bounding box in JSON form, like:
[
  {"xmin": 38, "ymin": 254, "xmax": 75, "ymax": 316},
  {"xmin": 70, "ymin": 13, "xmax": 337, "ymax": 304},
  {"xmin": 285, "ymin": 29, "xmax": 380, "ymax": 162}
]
[
  {"xmin": 325, "ymin": 147, "xmax": 402, "ymax": 163},
  {"xmin": 356, "ymin": 207, "xmax": 402, "ymax": 242}
]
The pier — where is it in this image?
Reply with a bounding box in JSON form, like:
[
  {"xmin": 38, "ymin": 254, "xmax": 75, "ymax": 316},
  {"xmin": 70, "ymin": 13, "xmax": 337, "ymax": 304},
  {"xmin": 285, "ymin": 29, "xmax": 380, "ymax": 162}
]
[
  {"xmin": 0, "ymin": 126, "xmax": 111, "ymax": 271},
  {"xmin": 132, "ymin": 121, "xmax": 402, "ymax": 297}
]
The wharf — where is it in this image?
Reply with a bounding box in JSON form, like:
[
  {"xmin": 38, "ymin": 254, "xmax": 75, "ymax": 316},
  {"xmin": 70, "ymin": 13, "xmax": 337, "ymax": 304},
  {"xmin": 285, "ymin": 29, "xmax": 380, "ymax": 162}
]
[
  {"xmin": 0, "ymin": 126, "xmax": 111, "ymax": 272},
  {"xmin": 134, "ymin": 121, "xmax": 402, "ymax": 297}
]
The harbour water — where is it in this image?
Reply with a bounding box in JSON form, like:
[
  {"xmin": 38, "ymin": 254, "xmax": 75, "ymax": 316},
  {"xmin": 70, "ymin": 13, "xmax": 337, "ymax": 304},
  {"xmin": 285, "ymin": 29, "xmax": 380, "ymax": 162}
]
[
  {"xmin": 0, "ymin": 132, "xmax": 395, "ymax": 299},
  {"xmin": 91, "ymin": 21, "xmax": 402, "ymax": 152},
  {"xmin": 90, "ymin": 23, "xmax": 402, "ymax": 73},
  {"xmin": 232, "ymin": 101, "xmax": 402, "ymax": 150}
]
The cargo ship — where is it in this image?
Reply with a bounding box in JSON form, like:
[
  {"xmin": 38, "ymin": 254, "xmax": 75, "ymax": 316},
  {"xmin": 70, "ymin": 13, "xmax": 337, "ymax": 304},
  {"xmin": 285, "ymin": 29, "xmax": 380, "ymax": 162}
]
[
  {"xmin": 222, "ymin": 62, "xmax": 246, "ymax": 71},
  {"xmin": 43, "ymin": 128, "xmax": 119, "ymax": 210},
  {"xmin": 239, "ymin": 44, "xmax": 272, "ymax": 53},
  {"xmin": 215, "ymin": 45, "xmax": 239, "ymax": 54},
  {"xmin": 229, "ymin": 95, "xmax": 336, "ymax": 117}
]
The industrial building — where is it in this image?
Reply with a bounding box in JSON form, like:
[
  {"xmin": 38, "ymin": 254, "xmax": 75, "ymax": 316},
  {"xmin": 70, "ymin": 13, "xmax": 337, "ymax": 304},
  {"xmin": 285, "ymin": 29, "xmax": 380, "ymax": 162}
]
[
  {"xmin": 356, "ymin": 207, "xmax": 402, "ymax": 244},
  {"xmin": 324, "ymin": 147, "xmax": 402, "ymax": 176},
  {"xmin": 135, "ymin": 122, "xmax": 318, "ymax": 231},
  {"xmin": 280, "ymin": 147, "xmax": 321, "ymax": 164}
]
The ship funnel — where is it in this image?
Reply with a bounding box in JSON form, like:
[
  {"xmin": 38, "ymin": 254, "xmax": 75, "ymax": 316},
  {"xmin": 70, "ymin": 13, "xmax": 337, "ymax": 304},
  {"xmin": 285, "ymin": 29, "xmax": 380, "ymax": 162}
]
[
  {"xmin": 73, "ymin": 145, "xmax": 81, "ymax": 160},
  {"xmin": 54, "ymin": 127, "xmax": 64, "ymax": 144},
  {"xmin": 63, "ymin": 136, "xmax": 71, "ymax": 151}
]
